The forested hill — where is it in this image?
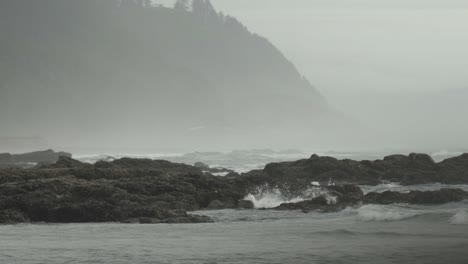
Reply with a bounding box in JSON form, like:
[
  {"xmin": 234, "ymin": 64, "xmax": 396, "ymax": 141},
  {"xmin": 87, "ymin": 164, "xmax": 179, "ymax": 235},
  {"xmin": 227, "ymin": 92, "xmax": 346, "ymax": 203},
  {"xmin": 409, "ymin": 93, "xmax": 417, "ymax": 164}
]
[{"xmin": 0, "ymin": 0, "xmax": 344, "ymax": 151}]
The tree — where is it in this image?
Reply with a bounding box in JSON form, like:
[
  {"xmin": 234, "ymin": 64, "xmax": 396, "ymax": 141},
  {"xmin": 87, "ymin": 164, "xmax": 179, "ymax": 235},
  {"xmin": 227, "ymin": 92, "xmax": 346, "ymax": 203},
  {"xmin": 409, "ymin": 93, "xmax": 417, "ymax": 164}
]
[
  {"xmin": 192, "ymin": 0, "xmax": 217, "ymax": 19},
  {"xmin": 174, "ymin": 0, "xmax": 189, "ymax": 11}
]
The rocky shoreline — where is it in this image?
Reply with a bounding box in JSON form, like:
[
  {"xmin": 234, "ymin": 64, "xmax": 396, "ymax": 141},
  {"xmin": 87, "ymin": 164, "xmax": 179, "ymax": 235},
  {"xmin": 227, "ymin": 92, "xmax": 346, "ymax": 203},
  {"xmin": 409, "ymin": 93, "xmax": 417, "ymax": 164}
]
[{"xmin": 0, "ymin": 152, "xmax": 467, "ymax": 224}]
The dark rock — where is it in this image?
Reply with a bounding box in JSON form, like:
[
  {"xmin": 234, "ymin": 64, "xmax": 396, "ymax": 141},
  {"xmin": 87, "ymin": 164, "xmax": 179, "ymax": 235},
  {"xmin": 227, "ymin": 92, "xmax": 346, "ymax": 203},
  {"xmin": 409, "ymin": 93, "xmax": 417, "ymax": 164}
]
[
  {"xmin": 274, "ymin": 196, "xmax": 328, "ymax": 211},
  {"xmin": 2, "ymin": 152, "xmax": 468, "ymax": 224},
  {"xmin": 0, "ymin": 209, "xmax": 28, "ymax": 223},
  {"xmin": 110, "ymin": 158, "xmax": 202, "ymax": 175},
  {"xmin": 242, "ymin": 153, "xmax": 468, "ymax": 190},
  {"xmin": 0, "ymin": 157, "xmax": 246, "ymax": 224},
  {"xmin": 189, "ymin": 215, "xmax": 213, "ymax": 223},
  {"xmin": 0, "ymin": 153, "xmax": 13, "ymax": 165},
  {"xmin": 237, "ymin": 200, "xmax": 255, "ymax": 209},
  {"xmin": 194, "ymin": 162, "xmax": 210, "ymax": 170},
  {"xmin": 0, "ymin": 150, "xmax": 71, "ymax": 168},
  {"xmin": 163, "ymin": 217, "xmax": 192, "ymax": 224},
  {"xmin": 139, "ymin": 217, "xmax": 160, "ymax": 224},
  {"xmin": 48, "ymin": 156, "xmax": 91, "ymax": 169},
  {"xmin": 363, "ymin": 188, "xmax": 468, "ymax": 205},
  {"xmin": 121, "ymin": 218, "xmax": 139, "ymax": 224},
  {"xmin": 327, "ymin": 185, "xmax": 364, "ymax": 204},
  {"xmin": 207, "ymin": 200, "xmax": 225, "ymax": 210}
]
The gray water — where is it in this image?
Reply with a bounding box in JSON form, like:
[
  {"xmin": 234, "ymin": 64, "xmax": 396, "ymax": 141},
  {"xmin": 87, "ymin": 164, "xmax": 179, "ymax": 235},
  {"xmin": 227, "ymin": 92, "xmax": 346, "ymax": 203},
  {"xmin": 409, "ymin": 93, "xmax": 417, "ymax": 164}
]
[{"xmin": 1, "ymin": 202, "xmax": 467, "ymax": 264}]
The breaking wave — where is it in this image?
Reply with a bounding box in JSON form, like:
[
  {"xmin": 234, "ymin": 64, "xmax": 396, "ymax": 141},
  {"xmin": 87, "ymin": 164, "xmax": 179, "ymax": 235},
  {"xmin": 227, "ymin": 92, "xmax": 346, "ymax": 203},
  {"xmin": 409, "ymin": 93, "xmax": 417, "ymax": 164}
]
[
  {"xmin": 356, "ymin": 204, "xmax": 422, "ymax": 222},
  {"xmin": 450, "ymin": 210, "xmax": 468, "ymax": 225},
  {"xmin": 244, "ymin": 185, "xmax": 336, "ymax": 209}
]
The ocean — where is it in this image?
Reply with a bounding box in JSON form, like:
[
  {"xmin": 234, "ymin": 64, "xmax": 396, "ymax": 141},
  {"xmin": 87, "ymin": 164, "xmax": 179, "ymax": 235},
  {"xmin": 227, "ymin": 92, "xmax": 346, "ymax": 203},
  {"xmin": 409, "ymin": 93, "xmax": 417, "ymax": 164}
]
[
  {"xmin": 1, "ymin": 201, "xmax": 467, "ymax": 264},
  {"xmin": 1, "ymin": 151, "xmax": 467, "ymax": 263}
]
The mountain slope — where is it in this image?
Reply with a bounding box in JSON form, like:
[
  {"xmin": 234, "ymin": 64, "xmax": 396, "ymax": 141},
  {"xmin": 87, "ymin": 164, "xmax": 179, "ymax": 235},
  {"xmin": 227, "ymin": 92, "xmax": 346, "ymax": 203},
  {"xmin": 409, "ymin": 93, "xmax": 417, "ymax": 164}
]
[{"xmin": 0, "ymin": 0, "xmax": 344, "ymax": 151}]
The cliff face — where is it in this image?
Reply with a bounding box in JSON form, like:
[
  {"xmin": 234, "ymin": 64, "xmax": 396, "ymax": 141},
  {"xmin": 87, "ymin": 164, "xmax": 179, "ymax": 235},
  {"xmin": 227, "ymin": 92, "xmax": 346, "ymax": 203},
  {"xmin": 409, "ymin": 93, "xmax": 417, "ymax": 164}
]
[{"xmin": 0, "ymin": 0, "xmax": 342, "ymax": 150}]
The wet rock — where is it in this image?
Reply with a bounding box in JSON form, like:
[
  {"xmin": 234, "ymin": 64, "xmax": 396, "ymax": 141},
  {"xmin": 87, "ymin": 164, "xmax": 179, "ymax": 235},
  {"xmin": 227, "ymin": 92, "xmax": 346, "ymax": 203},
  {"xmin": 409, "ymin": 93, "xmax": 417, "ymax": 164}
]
[
  {"xmin": 237, "ymin": 200, "xmax": 255, "ymax": 209},
  {"xmin": 139, "ymin": 217, "xmax": 161, "ymax": 224},
  {"xmin": 274, "ymin": 196, "xmax": 328, "ymax": 211},
  {"xmin": 2, "ymin": 152, "xmax": 468, "ymax": 224},
  {"xmin": 0, "ymin": 157, "xmax": 245, "ymax": 224},
  {"xmin": 121, "ymin": 218, "xmax": 139, "ymax": 224},
  {"xmin": 207, "ymin": 200, "xmax": 225, "ymax": 210},
  {"xmin": 363, "ymin": 188, "xmax": 468, "ymax": 205},
  {"xmin": 189, "ymin": 215, "xmax": 213, "ymax": 223},
  {"xmin": 243, "ymin": 152, "xmax": 468, "ymax": 188},
  {"xmin": 0, "ymin": 209, "xmax": 29, "ymax": 223},
  {"xmin": 327, "ymin": 185, "xmax": 364, "ymax": 204}
]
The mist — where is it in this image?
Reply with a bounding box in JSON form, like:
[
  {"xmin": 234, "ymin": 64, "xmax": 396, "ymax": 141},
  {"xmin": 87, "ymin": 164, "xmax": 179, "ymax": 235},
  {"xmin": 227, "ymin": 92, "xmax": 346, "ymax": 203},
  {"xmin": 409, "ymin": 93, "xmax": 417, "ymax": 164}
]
[
  {"xmin": 207, "ymin": 0, "xmax": 468, "ymax": 152},
  {"xmin": 1, "ymin": 0, "xmax": 467, "ymax": 154}
]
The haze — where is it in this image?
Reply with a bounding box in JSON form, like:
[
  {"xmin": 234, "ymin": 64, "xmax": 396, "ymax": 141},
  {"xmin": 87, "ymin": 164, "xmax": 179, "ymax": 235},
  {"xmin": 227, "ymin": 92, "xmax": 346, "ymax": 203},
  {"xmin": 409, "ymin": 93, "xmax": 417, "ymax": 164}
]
[
  {"xmin": 1, "ymin": 0, "xmax": 467, "ymax": 154},
  {"xmin": 168, "ymin": 0, "xmax": 468, "ymax": 151}
]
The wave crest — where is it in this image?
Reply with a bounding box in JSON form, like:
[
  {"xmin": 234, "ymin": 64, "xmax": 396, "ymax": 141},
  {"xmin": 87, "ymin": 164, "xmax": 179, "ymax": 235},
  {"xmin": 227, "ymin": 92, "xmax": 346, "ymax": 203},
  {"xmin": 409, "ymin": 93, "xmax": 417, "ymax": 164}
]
[
  {"xmin": 356, "ymin": 204, "xmax": 420, "ymax": 222},
  {"xmin": 450, "ymin": 210, "xmax": 468, "ymax": 225}
]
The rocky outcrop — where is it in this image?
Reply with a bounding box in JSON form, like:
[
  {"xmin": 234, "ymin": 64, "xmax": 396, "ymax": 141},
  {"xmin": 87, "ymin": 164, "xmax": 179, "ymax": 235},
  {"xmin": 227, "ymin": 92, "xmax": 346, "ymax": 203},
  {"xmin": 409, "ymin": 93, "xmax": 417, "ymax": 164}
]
[
  {"xmin": 1, "ymin": 153, "xmax": 468, "ymax": 223},
  {"xmin": 0, "ymin": 158, "xmax": 248, "ymax": 224},
  {"xmin": 243, "ymin": 153, "xmax": 468, "ymax": 187},
  {"xmin": 0, "ymin": 150, "xmax": 71, "ymax": 168}
]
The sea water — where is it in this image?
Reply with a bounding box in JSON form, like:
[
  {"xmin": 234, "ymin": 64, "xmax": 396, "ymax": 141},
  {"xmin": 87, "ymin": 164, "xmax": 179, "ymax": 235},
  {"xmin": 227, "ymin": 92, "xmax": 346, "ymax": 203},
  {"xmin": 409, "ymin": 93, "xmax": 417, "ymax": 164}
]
[
  {"xmin": 1, "ymin": 152, "xmax": 468, "ymax": 263},
  {"xmin": 1, "ymin": 201, "xmax": 467, "ymax": 264}
]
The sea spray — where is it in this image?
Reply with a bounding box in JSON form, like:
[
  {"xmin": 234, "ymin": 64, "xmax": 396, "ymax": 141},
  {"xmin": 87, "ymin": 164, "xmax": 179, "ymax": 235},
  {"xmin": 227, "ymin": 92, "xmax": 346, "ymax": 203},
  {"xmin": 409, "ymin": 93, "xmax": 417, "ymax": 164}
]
[
  {"xmin": 450, "ymin": 210, "xmax": 467, "ymax": 225},
  {"xmin": 244, "ymin": 184, "xmax": 337, "ymax": 208}
]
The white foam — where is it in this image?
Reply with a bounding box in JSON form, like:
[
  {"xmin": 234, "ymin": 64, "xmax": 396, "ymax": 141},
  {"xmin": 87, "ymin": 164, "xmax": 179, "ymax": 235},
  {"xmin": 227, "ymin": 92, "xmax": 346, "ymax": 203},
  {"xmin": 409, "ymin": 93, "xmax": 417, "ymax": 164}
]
[
  {"xmin": 450, "ymin": 210, "xmax": 468, "ymax": 225},
  {"xmin": 356, "ymin": 204, "xmax": 420, "ymax": 222},
  {"xmin": 244, "ymin": 186, "xmax": 336, "ymax": 209},
  {"xmin": 211, "ymin": 172, "xmax": 230, "ymax": 177}
]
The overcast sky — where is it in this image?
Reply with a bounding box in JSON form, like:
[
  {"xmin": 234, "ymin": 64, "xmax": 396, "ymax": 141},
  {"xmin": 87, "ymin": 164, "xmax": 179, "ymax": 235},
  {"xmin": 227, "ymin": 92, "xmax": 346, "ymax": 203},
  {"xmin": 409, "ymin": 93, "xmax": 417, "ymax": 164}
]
[
  {"xmin": 208, "ymin": 1, "xmax": 468, "ymax": 95},
  {"xmin": 158, "ymin": 0, "xmax": 468, "ymax": 150}
]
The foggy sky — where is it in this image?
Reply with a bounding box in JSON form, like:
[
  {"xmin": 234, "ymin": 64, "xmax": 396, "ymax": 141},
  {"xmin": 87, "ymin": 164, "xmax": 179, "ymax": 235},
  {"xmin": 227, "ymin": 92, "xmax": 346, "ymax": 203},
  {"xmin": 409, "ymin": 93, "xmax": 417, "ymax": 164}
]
[
  {"xmin": 2, "ymin": 0, "xmax": 468, "ymax": 153},
  {"xmin": 160, "ymin": 0, "xmax": 468, "ymax": 151}
]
